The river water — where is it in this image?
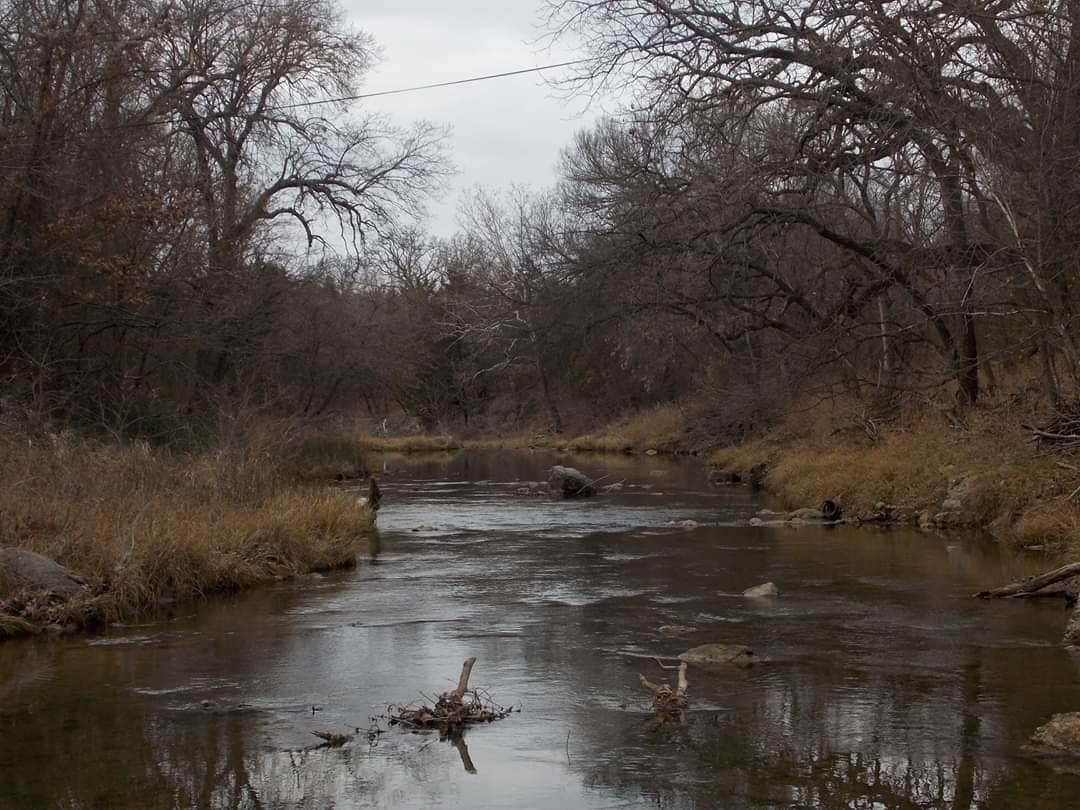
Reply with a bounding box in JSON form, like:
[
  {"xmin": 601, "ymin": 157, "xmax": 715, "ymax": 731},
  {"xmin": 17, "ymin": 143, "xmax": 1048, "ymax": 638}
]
[{"xmin": 2, "ymin": 450, "xmax": 1079, "ymax": 809}]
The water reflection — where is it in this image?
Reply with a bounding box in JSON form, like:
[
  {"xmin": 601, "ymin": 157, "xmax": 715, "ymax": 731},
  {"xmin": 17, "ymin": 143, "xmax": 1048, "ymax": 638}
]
[{"xmin": 2, "ymin": 450, "xmax": 1079, "ymax": 809}]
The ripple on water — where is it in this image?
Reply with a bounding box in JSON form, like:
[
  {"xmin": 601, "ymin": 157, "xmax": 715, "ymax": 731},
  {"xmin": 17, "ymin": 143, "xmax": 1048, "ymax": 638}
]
[{"xmin": 521, "ymin": 584, "xmax": 654, "ymax": 607}]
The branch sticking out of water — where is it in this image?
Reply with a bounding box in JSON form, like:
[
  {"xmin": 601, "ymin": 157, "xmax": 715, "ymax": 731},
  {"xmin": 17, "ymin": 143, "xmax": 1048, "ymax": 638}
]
[{"xmin": 388, "ymin": 657, "xmax": 514, "ymax": 731}]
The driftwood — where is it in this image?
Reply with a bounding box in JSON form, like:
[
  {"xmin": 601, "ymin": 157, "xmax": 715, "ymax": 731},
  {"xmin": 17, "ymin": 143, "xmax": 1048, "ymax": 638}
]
[
  {"xmin": 977, "ymin": 562, "xmax": 1080, "ymax": 646},
  {"xmin": 639, "ymin": 661, "xmax": 689, "ymax": 720},
  {"xmin": 390, "ymin": 657, "xmax": 512, "ymax": 731},
  {"xmin": 975, "ymin": 562, "xmax": 1080, "ymax": 600}
]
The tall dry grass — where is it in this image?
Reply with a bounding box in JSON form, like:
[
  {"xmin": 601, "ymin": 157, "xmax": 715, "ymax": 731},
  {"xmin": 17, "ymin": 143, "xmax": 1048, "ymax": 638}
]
[
  {"xmin": 709, "ymin": 395, "xmax": 1080, "ymax": 552},
  {"xmin": 0, "ymin": 433, "xmax": 375, "ymax": 636}
]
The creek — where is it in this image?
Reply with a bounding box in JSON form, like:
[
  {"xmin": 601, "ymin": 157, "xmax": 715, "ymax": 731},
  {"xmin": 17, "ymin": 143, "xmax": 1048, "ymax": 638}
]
[{"xmin": 1, "ymin": 450, "xmax": 1079, "ymax": 808}]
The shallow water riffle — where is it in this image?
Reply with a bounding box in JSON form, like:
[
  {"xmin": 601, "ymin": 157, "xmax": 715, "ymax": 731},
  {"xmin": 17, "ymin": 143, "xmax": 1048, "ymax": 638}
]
[{"xmin": 2, "ymin": 449, "xmax": 1079, "ymax": 809}]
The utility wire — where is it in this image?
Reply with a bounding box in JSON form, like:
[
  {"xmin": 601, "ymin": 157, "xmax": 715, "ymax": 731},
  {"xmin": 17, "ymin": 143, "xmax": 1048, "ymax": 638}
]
[
  {"xmin": 0, "ymin": 57, "xmax": 592, "ymax": 141},
  {"xmin": 271, "ymin": 58, "xmax": 591, "ymax": 112}
]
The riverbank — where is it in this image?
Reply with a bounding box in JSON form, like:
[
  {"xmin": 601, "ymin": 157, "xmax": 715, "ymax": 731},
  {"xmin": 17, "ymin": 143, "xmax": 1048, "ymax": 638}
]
[
  {"xmin": 358, "ymin": 394, "xmax": 1080, "ymax": 554},
  {"xmin": 708, "ymin": 401, "xmax": 1080, "ymax": 554},
  {"xmin": 0, "ymin": 431, "xmax": 376, "ymax": 639},
  {"xmin": 461, "ymin": 404, "xmax": 697, "ymax": 454}
]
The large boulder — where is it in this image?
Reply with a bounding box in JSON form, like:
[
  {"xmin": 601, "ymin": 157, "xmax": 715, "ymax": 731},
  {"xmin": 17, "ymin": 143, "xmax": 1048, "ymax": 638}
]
[
  {"xmin": 0, "ymin": 548, "xmax": 86, "ymax": 598},
  {"xmin": 678, "ymin": 643, "xmax": 760, "ymax": 667},
  {"xmin": 548, "ymin": 465, "xmax": 597, "ymax": 497}
]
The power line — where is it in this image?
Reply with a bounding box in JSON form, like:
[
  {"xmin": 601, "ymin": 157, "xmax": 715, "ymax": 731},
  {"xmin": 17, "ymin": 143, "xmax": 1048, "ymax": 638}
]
[
  {"xmin": 140, "ymin": 58, "xmax": 592, "ymax": 127},
  {"xmin": 0, "ymin": 57, "xmax": 591, "ymax": 140},
  {"xmin": 272, "ymin": 58, "xmax": 591, "ymax": 112}
]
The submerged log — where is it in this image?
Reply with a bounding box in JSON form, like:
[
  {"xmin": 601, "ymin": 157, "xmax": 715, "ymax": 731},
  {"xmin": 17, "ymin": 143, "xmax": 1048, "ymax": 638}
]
[{"xmin": 548, "ymin": 465, "xmax": 597, "ymax": 497}]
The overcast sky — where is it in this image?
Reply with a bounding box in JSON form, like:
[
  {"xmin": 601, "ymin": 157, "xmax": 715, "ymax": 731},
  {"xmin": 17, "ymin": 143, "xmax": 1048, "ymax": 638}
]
[{"xmin": 342, "ymin": 0, "xmax": 606, "ymax": 236}]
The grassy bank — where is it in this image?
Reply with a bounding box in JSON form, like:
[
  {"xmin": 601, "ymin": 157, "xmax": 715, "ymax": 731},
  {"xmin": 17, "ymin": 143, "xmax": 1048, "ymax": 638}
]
[
  {"xmin": 461, "ymin": 403, "xmax": 695, "ymax": 454},
  {"xmin": 709, "ymin": 399, "xmax": 1080, "ymax": 553},
  {"xmin": 0, "ymin": 432, "xmax": 376, "ymax": 639}
]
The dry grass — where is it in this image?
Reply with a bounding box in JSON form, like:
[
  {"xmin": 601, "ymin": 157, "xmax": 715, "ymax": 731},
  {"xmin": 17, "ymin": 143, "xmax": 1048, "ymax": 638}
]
[
  {"xmin": 460, "ymin": 404, "xmax": 689, "ymax": 453},
  {"xmin": 353, "ymin": 434, "xmax": 462, "ymax": 453},
  {"xmin": 0, "ymin": 434, "xmax": 375, "ymax": 637},
  {"xmin": 709, "ymin": 397, "xmax": 1080, "ymax": 553},
  {"xmin": 465, "ymin": 432, "xmax": 560, "ymax": 450}
]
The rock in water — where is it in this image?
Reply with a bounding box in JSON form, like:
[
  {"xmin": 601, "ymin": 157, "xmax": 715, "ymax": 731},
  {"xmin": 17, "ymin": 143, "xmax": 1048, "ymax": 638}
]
[
  {"xmin": 743, "ymin": 582, "xmax": 779, "ymax": 598},
  {"xmin": 1029, "ymin": 713, "xmax": 1080, "ymax": 757},
  {"xmin": 678, "ymin": 643, "xmax": 760, "ymax": 667},
  {"xmin": 0, "ymin": 548, "xmax": 86, "ymax": 597},
  {"xmin": 548, "ymin": 465, "xmax": 597, "ymax": 497}
]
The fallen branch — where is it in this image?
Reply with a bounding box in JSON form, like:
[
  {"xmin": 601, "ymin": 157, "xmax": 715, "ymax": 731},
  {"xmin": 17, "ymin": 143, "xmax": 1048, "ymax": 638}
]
[
  {"xmin": 975, "ymin": 562, "xmax": 1080, "ymax": 599},
  {"xmin": 977, "ymin": 562, "xmax": 1080, "ymax": 646}
]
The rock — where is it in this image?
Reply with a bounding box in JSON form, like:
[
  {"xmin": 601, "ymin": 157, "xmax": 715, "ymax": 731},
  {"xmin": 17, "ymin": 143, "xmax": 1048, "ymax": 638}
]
[
  {"xmin": 743, "ymin": 582, "xmax": 779, "ymax": 598},
  {"xmin": 547, "ymin": 465, "xmax": 597, "ymax": 497},
  {"xmin": 678, "ymin": 643, "xmax": 760, "ymax": 667},
  {"xmin": 918, "ymin": 510, "xmax": 934, "ymax": 530},
  {"xmin": 748, "ymin": 517, "xmax": 765, "ymax": 527},
  {"xmin": 602, "ymin": 482, "xmax": 624, "ymax": 492},
  {"xmin": 1066, "ymin": 603, "xmax": 1080, "ymax": 646},
  {"xmin": 1029, "ymin": 713, "xmax": 1080, "ymax": 757},
  {"xmin": 0, "ymin": 548, "xmax": 86, "ymax": 597},
  {"xmin": 411, "ymin": 525, "xmax": 437, "ymax": 533},
  {"xmin": 644, "ymin": 449, "xmax": 658, "ymax": 456},
  {"xmin": 932, "ymin": 474, "xmax": 980, "ymax": 526},
  {"xmin": 668, "ymin": 519, "xmax": 700, "ymax": 529},
  {"xmin": 658, "ymin": 624, "xmax": 696, "ymax": 636}
]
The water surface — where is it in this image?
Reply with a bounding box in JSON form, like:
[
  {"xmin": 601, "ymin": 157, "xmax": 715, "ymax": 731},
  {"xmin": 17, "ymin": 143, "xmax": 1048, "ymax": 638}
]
[{"xmin": 2, "ymin": 450, "xmax": 1079, "ymax": 808}]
